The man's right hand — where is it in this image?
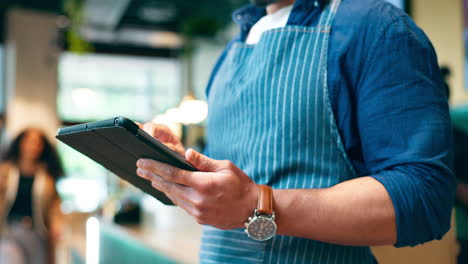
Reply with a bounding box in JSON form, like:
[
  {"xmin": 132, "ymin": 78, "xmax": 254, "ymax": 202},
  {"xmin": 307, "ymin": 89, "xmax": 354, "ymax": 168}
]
[{"xmin": 140, "ymin": 122, "xmax": 186, "ymax": 156}]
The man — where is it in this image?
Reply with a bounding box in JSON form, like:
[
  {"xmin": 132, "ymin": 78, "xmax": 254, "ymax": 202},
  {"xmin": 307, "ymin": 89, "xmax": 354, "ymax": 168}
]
[{"xmin": 136, "ymin": 0, "xmax": 456, "ymax": 263}]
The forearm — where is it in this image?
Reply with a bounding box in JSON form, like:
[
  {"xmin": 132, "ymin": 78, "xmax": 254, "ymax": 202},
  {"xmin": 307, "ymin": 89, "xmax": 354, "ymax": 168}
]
[
  {"xmin": 273, "ymin": 176, "xmax": 396, "ymax": 246},
  {"xmin": 136, "ymin": 150, "xmax": 398, "ymax": 245},
  {"xmin": 49, "ymin": 197, "xmax": 64, "ymax": 232}
]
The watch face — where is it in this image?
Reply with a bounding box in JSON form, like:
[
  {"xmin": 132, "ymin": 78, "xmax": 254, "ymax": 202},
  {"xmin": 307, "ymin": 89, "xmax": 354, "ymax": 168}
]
[{"xmin": 246, "ymin": 216, "xmax": 277, "ymax": 241}]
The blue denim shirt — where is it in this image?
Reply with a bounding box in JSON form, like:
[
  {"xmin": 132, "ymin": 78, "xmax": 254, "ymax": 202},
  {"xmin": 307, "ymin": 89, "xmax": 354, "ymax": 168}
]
[{"xmin": 206, "ymin": 0, "xmax": 456, "ymax": 247}]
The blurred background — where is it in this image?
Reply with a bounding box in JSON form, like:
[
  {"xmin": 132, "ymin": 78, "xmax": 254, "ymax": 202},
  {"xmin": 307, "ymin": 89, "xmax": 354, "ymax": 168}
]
[{"xmin": 0, "ymin": 0, "xmax": 466, "ymax": 263}]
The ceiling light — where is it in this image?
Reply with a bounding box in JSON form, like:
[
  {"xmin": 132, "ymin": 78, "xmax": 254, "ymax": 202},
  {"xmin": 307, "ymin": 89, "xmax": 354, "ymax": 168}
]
[{"xmin": 138, "ymin": 6, "xmax": 177, "ymax": 23}]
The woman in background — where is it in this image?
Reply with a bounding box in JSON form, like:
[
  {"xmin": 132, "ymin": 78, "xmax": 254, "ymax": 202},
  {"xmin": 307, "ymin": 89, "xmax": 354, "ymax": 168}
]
[{"xmin": 0, "ymin": 128, "xmax": 64, "ymax": 264}]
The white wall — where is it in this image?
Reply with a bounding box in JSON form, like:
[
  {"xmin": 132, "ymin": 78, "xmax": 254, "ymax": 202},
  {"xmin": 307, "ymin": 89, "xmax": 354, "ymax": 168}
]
[
  {"xmin": 412, "ymin": 0, "xmax": 468, "ymax": 105},
  {"xmin": 5, "ymin": 8, "xmax": 60, "ymax": 141}
]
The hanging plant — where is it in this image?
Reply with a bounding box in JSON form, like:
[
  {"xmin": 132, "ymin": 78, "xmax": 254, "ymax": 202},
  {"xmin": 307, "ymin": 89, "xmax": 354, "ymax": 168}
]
[{"xmin": 63, "ymin": 0, "xmax": 93, "ymax": 54}]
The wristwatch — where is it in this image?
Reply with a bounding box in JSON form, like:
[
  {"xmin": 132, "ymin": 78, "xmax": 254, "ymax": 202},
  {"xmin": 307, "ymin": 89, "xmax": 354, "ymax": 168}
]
[{"xmin": 244, "ymin": 184, "xmax": 277, "ymax": 241}]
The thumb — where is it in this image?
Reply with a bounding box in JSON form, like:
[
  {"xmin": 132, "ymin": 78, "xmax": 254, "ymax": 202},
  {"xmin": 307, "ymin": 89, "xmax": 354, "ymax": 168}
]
[{"xmin": 185, "ymin": 149, "xmax": 218, "ymax": 172}]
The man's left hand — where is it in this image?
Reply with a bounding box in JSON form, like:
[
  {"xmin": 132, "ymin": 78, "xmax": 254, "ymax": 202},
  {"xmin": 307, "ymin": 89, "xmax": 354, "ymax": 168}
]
[{"xmin": 136, "ymin": 149, "xmax": 258, "ymax": 230}]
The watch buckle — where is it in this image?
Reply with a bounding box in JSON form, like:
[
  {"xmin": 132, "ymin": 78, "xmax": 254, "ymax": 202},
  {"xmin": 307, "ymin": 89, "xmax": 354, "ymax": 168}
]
[{"xmin": 254, "ymin": 209, "xmax": 275, "ymax": 220}]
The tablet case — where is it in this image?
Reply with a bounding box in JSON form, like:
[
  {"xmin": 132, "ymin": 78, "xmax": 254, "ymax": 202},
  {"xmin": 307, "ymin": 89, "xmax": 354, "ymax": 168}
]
[{"xmin": 56, "ymin": 117, "xmax": 196, "ymax": 205}]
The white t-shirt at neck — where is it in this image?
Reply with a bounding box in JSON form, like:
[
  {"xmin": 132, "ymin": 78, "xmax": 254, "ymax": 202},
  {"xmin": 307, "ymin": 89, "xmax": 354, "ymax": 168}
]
[{"xmin": 245, "ymin": 5, "xmax": 294, "ymax": 45}]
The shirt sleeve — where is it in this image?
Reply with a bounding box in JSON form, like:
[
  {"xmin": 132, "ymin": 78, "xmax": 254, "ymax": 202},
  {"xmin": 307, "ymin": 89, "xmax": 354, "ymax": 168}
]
[{"xmin": 355, "ymin": 16, "xmax": 456, "ymax": 247}]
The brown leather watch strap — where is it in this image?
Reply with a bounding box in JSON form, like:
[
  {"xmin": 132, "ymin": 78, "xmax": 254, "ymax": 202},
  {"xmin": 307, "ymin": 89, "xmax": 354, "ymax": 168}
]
[{"xmin": 257, "ymin": 184, "xmax": 273, "ymax": 214}]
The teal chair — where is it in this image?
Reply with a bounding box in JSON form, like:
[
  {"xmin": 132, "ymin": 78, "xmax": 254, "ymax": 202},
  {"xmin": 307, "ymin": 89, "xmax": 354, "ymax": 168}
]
[
  {"xmin": 71, "ymin": 248, "xmax": 85, "ymax": 264},
  {"xmin": 99, "ymin": 225, "xmax": 178, "ymax": 264},
  {"xmin": 451, "ymin": 105, "xmax": 468, "ymax": 132}
]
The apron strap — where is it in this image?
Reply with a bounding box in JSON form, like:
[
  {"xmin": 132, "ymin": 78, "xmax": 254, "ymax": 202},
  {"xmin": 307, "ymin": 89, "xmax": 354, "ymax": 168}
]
[{"xmin": 317, "ymin": 0, "xmax": 342, "ymax": 27}]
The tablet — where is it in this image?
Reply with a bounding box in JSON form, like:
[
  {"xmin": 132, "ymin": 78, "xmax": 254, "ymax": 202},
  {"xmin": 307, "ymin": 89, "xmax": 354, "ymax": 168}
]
[{"xmin": 56, "ymin": 117, "xmax": 196, "ymax": 205}]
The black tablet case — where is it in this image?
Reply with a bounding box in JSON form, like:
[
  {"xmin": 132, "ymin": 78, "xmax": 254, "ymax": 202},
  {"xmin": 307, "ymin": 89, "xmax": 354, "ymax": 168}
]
[{"xmin": 56, "ymin": 117, "xmax": 196, "ymax": 205}]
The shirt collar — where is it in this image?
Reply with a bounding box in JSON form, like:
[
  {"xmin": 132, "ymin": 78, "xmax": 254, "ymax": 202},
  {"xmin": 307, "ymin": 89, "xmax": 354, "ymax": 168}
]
[
  {"xmin": 232, "ymin": 0, "xmax": 328, "ymax": 28},
  {"xmin": 232, "ymin": 5, "xmax": 266, "ymax": 29}
]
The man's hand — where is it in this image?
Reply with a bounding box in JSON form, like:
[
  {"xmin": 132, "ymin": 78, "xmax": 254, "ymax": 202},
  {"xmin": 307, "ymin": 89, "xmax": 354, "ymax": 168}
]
[
  {"xmin": 140, "ymin": 122, "xmax": 186, "ymax": 156},
  {"xmin": 136, "ymin": 149, "xmax": 258, "ymax": 230}
]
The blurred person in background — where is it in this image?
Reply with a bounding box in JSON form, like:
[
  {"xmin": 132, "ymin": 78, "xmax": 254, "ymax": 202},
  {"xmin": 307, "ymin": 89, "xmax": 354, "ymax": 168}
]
[{"xmin": 0, "ymin": 128, "xmax": 64, "ymax": 264}]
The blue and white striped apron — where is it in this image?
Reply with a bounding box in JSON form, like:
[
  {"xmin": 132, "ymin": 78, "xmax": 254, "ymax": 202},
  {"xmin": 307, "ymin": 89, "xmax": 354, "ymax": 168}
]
[{"xmin": 203, "ymin": 0, "xmax": 376, "ymax": 263}]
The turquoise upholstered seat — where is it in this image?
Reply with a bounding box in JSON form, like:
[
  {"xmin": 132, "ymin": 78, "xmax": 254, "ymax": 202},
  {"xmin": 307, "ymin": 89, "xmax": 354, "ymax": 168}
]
[
  {"xmin": 99, "ymin": 225, "xmax": 177, "ymax": 264},
  {"xmin": 451, "ymin": 105, "xmax": 468, "ymax": 132}
]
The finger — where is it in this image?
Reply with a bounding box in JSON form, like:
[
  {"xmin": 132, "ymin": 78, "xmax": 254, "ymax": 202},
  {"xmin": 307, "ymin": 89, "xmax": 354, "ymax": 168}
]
[
  {"xmin": 149, "ymin": 174, "xmax": 191, "ymax": 200},
  {"xmin": 142, "ymin": 122, "xmax": 178, "ymax": 144},
  {"xmin": 136, "ymin": 167, "xmax": 159, "ymax": 182},
  {"xmin": 137, "ymin": 168, "xmax": 192, "ymax": 201},
  {"xmin": 135, "ymin": 121, "xmax": 143, "ymax": 129},
  {"xmin": 137, "ymin": 159, "xmax": 217, "ymax": 194},
  {"xmin": 137, "ymin": 159, "xmax": 195, "ymax": 187},
  {"xmin": 150, "ymin": 177, "xmax": 206, "ymax": 214},
  {"xmin": 166, "ymin": 143, "xmax": 185, "ymax": 156},
  {"xmin": 165, "ymin": 193, "xmax": 198, "ymax": 217},
  {"xmin": 185, "ymin": 149, "xmax": 219, "ymax": 172}
]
